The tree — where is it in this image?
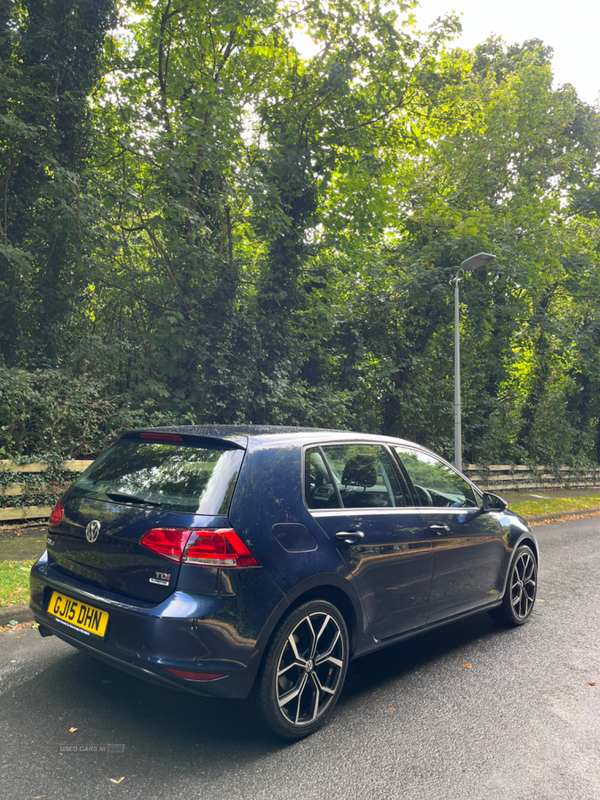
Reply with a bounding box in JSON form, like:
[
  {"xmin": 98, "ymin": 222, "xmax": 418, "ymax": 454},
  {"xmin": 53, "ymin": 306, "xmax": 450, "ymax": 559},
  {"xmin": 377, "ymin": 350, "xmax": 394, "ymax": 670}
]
[
  {"xmin": 3, "ymin": 2, "xmax": 600, "ymax": 468},
  {"xmin": 86, "ymin": 0, "xmax": 460, "ymax": 424},
  {"xmin": 308, "ymin": 38, "xmax": 600, "ymax": 463},
  {"xmin": 0, "ymin": 0, "xmax": 115, "ymax": 365}
]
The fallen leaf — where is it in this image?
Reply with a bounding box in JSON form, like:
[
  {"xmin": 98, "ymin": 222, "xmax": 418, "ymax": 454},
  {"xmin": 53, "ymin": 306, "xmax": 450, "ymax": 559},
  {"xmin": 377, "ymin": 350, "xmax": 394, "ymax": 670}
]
[
  {"xmin": 587, "ymin": 682, "xmax": 596, "ymax": 686},
  {"xmin": 530, "ymin": 742, "xmax": 538, "ymax": 747},
  {"xmin": 462, "ymin": 663, "xmax": 472, "ymax": 668},
  {"xmin": 33, "ymin": 796, "xmax": 45, "ymax": 799},
  {"xmin": 69, "ymin": 727, "xmax": 79, "ymax": 733},
  {"xmin": 530, "ymin": 509, "xmax": 600, "ymax": 527},
  {"xmin": 517, "ymin": 666, "xmax": 525, "ymax": 669},
  {"xmin": 387, "ymin": 707, "xmax": 395, "ymax": 711},
  {"xmin": 108, "ymin": 777, "xmax": 124, "ymax": 784}
]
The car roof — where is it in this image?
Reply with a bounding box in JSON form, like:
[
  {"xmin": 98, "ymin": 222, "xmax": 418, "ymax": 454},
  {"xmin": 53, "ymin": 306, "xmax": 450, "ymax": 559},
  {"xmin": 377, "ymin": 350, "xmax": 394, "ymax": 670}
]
[{"xmin": 120, "ymin": 424, "xmax": 419, "ymax": 450}]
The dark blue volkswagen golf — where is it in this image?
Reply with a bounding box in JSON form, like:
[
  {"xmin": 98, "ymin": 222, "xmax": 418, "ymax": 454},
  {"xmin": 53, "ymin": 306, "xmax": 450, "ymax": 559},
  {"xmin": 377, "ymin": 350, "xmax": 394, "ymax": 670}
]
[{"xmin": 30, "ymin": 426, "xmax": 538, "ymax": 738}]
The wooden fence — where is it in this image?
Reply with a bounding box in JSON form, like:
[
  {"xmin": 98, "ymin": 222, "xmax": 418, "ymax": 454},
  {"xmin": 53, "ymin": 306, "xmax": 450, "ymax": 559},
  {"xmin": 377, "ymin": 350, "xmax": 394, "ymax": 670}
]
[
  {"xmin": 0, "ymin": 460, "xmax": 93, "ymax": 522},
  {"xmin": 2, "ymin": 460, "xmax": 600, "ymax": 523},
  {"xmin": 464, "ymin": 464, "xmax": 600, "ymax": 493}
]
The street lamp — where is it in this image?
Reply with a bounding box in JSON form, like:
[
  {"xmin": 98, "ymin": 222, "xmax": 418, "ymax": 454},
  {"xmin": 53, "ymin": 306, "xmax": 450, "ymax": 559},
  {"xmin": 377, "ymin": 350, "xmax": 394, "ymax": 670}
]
[{"xmin": 453, "ymin": 252, "xmax": 496, "ymax": 471}]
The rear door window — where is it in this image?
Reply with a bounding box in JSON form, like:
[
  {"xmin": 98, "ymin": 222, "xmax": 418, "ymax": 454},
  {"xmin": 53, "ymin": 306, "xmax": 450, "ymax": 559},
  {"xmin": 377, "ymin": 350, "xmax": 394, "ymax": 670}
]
[
  {"xmin": 73, "ymin": 439, "xmax": 244, "ymax": 515},
  {"xmin": 320, "ymin": 444, "xmax": 406, "ymax": 509}
]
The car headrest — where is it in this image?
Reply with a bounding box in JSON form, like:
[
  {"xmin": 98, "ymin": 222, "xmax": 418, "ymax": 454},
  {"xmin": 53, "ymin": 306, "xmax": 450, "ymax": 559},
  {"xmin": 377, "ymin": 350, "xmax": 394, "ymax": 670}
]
[{"xmin": 341, "ymin": 454, "xmax": 378, "ymax": 487}]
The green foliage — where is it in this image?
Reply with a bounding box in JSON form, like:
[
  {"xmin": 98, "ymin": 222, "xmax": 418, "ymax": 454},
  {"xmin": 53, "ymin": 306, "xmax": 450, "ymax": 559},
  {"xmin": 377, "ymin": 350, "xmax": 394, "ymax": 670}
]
[
  {"xmin": 0, "ymin": 364, "xmax": 181, "ymax": 459},
  {"xmin": 0, "ymin": 454, "xmax": 78, "ymax": 509},
  {"xmin": 0, "ymin": 0, "xmax": 116, "ymax": 364},
  {"xmin": 1, "ymin": 0, "xmax": 600, "ymax": 470}
]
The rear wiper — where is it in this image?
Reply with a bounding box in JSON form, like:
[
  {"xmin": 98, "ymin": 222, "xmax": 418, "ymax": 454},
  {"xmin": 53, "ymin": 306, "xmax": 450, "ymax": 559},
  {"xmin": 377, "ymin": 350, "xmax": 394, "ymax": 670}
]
[{"xmin": 105, "ymin": 489, "xmax": 162, "ymax": 507}]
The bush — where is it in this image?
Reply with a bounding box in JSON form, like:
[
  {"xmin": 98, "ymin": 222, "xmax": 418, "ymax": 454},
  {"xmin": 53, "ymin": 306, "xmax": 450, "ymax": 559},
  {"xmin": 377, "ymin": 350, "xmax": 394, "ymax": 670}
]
[{"xmin": 0, "ymin": 365, "xmax": 182, "ymax": 459}]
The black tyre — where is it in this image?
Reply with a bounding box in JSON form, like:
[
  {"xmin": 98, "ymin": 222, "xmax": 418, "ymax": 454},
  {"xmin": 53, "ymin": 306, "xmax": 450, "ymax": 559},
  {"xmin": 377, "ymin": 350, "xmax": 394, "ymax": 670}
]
[
  {"xmin": 492, "ymin": 545, "xmax": 538, "ymax": 626},
  {"xmin": 253, "ymin": 599, "xmax": 349, "ymax": 739}
]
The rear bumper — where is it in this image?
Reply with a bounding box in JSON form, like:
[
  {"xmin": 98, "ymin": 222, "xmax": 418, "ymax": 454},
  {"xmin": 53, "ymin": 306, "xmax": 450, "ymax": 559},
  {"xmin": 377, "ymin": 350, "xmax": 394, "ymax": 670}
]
[{"xmin": 30, "ymin": 551, "xmax": 268, "ymax": 699}]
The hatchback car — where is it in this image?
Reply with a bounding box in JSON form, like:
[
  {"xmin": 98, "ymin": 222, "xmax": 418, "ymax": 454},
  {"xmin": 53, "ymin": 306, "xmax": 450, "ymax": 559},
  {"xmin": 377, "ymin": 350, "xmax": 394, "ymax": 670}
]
[{"xmin": 30, "ymin": 425, "xmax": 538, "ymax": 738}]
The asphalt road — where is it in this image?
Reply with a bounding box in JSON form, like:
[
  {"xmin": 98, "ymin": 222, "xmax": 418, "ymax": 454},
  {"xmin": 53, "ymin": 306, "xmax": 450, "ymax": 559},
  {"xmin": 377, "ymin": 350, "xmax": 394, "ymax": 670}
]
[{"xmin": 1, "ymin": 518, "xmax": 599, "ymax": 800}]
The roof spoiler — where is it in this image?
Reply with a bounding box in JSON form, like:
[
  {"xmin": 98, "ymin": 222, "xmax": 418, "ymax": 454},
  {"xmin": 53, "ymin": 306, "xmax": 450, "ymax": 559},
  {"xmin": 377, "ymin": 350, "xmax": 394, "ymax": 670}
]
[{"xmin": 118, "ymin": 429, "xmax": 247, "ymax": 449}]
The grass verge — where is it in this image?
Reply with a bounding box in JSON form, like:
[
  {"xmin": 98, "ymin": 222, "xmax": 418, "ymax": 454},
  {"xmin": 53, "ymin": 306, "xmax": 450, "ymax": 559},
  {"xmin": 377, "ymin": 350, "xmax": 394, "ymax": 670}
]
[
  {"xmin": 510, "ymin": 494, "xmax": 600, "ymax": 518},
  {"xmin": 0, "ymin": 560, "xmax": 35, "ymax": 607}
]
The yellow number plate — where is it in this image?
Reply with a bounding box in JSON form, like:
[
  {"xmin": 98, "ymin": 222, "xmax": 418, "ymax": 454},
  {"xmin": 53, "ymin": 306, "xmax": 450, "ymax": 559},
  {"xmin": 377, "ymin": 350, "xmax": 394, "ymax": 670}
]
[{"xmin": 48, "ymin": 591, "xmax": 109, "ymax": 638}]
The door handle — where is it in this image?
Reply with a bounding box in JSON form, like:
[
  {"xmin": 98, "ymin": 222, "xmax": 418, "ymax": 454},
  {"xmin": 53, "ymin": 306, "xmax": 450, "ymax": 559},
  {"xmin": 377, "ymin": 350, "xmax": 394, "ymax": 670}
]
[
  {"xmin": 335, "ymin": 530, "xmax": 365, "ymax": 543},
  {"xmin": 429, "ymin": 524, "xmax": 450, "ymax": 535}
]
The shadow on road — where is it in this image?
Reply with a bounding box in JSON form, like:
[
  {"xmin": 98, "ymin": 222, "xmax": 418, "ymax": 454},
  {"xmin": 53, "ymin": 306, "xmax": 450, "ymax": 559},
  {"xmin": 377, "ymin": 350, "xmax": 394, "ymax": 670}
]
[
  {"xmin": 0, "ymin": 610, "xmax": 518, "ymax": 797},
  {"xmin": 13, "ymin": 609, "xmax": 502, "ymax": 753},
  {"xmin": 340, "ymin": 609, "xmax": 499, "ymax": 706}
]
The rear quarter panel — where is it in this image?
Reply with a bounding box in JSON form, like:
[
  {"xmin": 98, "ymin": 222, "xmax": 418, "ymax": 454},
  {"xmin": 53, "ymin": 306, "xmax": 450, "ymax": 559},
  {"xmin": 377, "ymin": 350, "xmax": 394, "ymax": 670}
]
[{"xmin": 227, "ymin": 440, "xmax": 366, "ymax": 638}]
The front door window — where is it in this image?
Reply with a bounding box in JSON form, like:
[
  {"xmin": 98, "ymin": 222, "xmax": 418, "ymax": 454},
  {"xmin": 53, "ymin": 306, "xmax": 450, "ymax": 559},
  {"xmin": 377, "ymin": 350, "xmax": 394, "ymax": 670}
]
[{"xmin": 393, "ymin": 448, "xmax": 479, "ymax": 508}]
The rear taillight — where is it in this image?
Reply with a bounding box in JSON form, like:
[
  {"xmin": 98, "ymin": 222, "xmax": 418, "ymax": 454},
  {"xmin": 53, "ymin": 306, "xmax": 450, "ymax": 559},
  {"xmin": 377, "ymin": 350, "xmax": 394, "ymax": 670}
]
[
  {"xmin": 140, "ymin": 528, "xmax": 192, "ymax": 562},
  {"xmin": 140, "ymin": 528, "xmax": 260, "ymax": 568},
  {"xmin": 49, "ymin": 501, "xmax": 64, "ymax": 527},
  {"xmin": 183, "ymin": 529, "xmax": 261, "ymax": 567}
]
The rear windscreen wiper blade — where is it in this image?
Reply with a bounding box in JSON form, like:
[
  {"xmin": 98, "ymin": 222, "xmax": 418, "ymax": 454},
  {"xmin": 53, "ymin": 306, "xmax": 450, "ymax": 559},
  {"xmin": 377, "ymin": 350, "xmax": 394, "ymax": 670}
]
[{"xmin": 105, "ymin": 489, "xmax": 162, "ymax": 506}]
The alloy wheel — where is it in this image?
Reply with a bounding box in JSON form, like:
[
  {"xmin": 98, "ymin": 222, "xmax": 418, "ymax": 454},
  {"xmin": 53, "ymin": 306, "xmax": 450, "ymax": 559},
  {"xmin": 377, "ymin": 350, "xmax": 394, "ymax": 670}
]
[
  {"xmin": 509, "ymin": 549, "xmax": 537, "ymax": 620},
  {"xmin": 276, "ymin": 611, "xmax": 345, "ymax": 727}
]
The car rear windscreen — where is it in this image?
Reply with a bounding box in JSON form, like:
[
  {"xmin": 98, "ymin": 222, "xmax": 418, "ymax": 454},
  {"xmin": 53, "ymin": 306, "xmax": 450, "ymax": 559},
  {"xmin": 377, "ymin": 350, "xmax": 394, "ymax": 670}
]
[{"xmin": 72, "ymin": 439, "xmax": 245, "ymax": 515}]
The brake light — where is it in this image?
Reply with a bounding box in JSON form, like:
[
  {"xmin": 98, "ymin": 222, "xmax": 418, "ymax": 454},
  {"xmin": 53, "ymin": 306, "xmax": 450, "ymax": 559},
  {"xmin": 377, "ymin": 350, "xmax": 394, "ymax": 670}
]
[
  {"xmin": 140, "ymin": 528, "xmax": 260, "ymax": 568},
  {"xmin": 49, "ymin": 501, "xmax": 64, "ymax": 527},
  {"xmin": 183, "ymin": 529, "xmax": 261, "ymax": 568},
  {"xmin": 140, "ymin": 528, "xmax": 192, "ymax": 562},
  {"xmin": 162, "ymin": 667, "xmax": 225, "ymax": 681},
  {"xmin": 139, "ymin": 432, "xmax": 183, "ymax": 442}
]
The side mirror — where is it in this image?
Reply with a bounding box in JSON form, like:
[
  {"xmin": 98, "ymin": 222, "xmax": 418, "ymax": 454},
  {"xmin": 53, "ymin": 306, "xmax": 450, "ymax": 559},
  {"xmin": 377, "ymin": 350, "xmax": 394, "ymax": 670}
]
[{"xmin": 482, "ymin": 492, "xmax": 508, "ymax": 512}]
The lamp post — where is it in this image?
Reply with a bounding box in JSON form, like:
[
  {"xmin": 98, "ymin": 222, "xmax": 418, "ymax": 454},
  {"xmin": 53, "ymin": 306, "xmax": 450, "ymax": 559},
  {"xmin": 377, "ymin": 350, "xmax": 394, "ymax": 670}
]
[{"xmin": 453, "ymin": 252, "xmax": 496, "ymax": 472}]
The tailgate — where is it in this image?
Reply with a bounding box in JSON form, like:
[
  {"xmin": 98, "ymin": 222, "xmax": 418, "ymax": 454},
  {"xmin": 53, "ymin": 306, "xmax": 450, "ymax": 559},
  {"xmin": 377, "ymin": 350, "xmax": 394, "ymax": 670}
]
[
  {"xmin": 46, "ymin": 494, "xmax": 197, "ymax": 603},
  {"xmin": 45, "ymin": 433, "xmax": 246, "ymax": 603}
]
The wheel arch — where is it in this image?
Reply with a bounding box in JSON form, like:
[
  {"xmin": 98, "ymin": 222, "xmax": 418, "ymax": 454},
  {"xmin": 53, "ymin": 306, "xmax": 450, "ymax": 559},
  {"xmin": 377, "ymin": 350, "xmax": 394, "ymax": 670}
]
[
  {"xmin": 249, "ymin": 574, "xmax": 363, "ymax": 693},
  {"xmin": 500, "ymin": 534, "xmax": 539, "ymax": 598},
  {"xmin": 515, "ymin": 534, "xmax": 539, "ymax": 565},
  {"xmin": 283, "ymin": 584, "xmax": 359, "ymax": 657}
]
